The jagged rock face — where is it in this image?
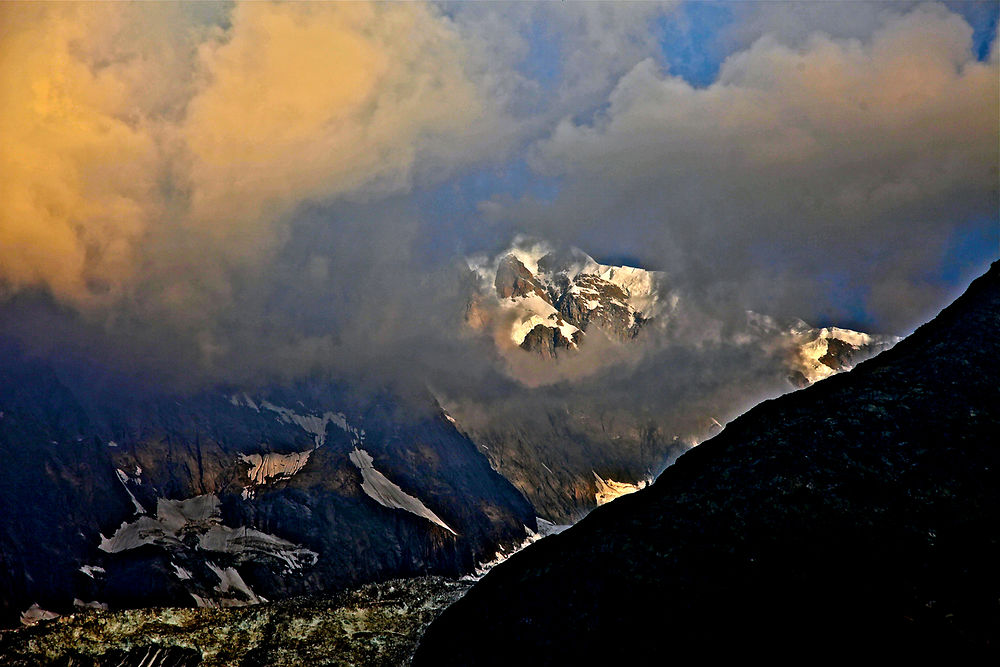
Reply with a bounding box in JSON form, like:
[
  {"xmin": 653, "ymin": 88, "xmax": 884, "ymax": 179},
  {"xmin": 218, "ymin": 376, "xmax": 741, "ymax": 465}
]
[
  {"xmin": 556, "ymin": 274, "xmax": 645, "ymax": 340},
  {"xmin": 0, "ymin": 576, "xmax": 471, "ymax": 666},
  {"xmin": 449, "ymin": 403, "xmax": 684, "ymax": 523},
  {"xmin": 519, "ymin": 324, "xmax": 579, "ymax": 358},
  {"xmin": 474, "ymin": 246, "xmax": 655, "ymax": 352},
  {"xmin": 818, "ymin": 336, "xmax": 856, "ymax": 370},
  {"xmin": 494, "ymin": 254, "xmax": 550, "ymax": 303},
  {"xmin": 0, "ymin": 352, "xmax": 535, "ymax": 628},
  {"xmin": 417, "ymin": 262, "xmax": 1000, "ymax": 663}
]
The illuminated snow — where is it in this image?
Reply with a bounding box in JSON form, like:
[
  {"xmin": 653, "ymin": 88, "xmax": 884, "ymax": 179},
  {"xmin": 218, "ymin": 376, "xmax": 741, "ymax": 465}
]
[
  {"xmin": 511, "ymin": 315, "xmax": 549, "ymax": 345},
  {"xmin": 477, "ymin": 241, "xmax": 666, "ymax": 346},
  {"xmin": 348, "ymin": 448, "xmax": 457, "ymax": 535},
  {"xmin": 239, "ymin": 450, "xmax": 312, "ymax": 498},
  {"xmin": 505, "ymin": 294, "xmax": 580, "ymax": 346},
  {"xmin": 505, "ymin": 235, "xmax": 553, "ymax": 276},
  {"xmin": 793, "ymin": 327, "xmax": 875, "ymax": 384},
  {"xmin": 593, "ymin": 472, "xmax": 647, "ymax": 506}
]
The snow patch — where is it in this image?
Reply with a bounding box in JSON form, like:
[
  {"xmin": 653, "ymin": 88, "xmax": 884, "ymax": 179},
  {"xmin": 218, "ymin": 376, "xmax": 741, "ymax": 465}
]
[
  {"xmin": 259, "ymin": 400, "xmax": 347, "ymax": 448},
  {"xmin": 348, "ymin": 448, "xmax": 457, "ymax": 535},
  {"xmin": 463, "ymin": 518, "xmax": 569, "ymax": 580},
  {"xmin": 229, "ymin": 392, "xmax": 260, "ymax": 411},
  {"xmin": 20, "ymin": 603, "xmax": 59, "ymax": 627},
  {"xmin": 79, "ymin": 565, "xmax": 105, "ymax": 579},
  {"xmin": 593, "ymin": 472, "xmax": 647, "ymax": 506},
  {"xmin": 98, "ymin": 495, "xmax": 317, "ymax": 573},
  {"xmin": 230, "ymin": 394, "xmax": 353, "ymax": 448},
  {"xmin": 115, "ymin": 468, "xmax": 145, "ymax": 515},
  {"xmin": 239, "ymin": 450, "xmax": 312, "ymax": 498},
  {"xmin": 207, "ymin": 562, "xmax": 262, "ymax": 606},
  {"xmin": 554, "ymin": 317, "xmax": 580, "ymax": 342},
  {"xmin": 73, "ymin": 599, "xmax": 108, "ymax": 611}
]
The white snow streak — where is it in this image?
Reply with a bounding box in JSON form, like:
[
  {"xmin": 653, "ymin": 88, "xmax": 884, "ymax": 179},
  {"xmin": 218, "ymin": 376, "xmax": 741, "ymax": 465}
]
[{"xmin": 348, "ymin": 448, "xmax": 457, "ymax": 535}]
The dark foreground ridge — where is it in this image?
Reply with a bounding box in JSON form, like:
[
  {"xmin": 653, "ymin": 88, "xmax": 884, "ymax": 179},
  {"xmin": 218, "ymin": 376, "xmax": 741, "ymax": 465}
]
[{"xmin": 416, "ymin": 262, "xmax": 1000, "ymax": 663}]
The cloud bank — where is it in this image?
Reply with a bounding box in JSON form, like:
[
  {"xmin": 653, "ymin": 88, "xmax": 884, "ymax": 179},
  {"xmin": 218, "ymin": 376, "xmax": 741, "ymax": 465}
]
[
  {"xmin": 0, "ymin": 1, "xmax": 995, "ymax": 392},
  {"xmin": 1, "ymin": 2, "xmax": 484, "ymax": 305},
  {"xmin": 511, "ymin": 4, "xmax": 998, "ymax": 332}
]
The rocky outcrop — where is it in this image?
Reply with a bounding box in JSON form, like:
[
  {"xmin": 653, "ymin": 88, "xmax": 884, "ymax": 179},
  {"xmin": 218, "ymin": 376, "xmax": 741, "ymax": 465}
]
[
  {"xmin": 418, "ymin": 262, "xmax": 1000, "ymax": 662},
  {"xmin": 494, "ymin": 255, "xmax": 550, "ymax": 303},
  {"xmin": 556, "ymin": 273, "xmax": 645, "ymax": 340},
  {"xmin": 0, "ymin": 576, "xmax": 471, "ymax": 666},
  {"xmin": 518, "ymin": 324, "xmax": 580, "ymax": 358}
]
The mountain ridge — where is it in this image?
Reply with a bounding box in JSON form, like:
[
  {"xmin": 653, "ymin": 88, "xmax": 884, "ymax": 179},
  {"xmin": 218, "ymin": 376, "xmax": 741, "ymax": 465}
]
[
  {"xmin": 451, "ymin": 237, "xmax": 898, "ymax": 520},
  {"xmin": 416, "ymin": 261, "xmax": 1000, "ymax": 662}
]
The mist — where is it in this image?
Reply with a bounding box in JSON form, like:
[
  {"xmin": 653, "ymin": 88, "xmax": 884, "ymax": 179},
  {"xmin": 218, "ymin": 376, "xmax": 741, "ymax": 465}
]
[{"xmin": 1, "ymin": 1, "xmax": 996, "ymax": 406}]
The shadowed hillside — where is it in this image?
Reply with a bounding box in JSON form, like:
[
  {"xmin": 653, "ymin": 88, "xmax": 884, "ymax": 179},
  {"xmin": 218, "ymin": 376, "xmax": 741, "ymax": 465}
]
[{"xmin": 416, "ymin": 262, "xmax": 1000, "ymax": 663}]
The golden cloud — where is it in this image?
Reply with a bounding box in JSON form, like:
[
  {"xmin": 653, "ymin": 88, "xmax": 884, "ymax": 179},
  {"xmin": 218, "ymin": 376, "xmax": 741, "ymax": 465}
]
[{"xmin": 0, "ymin": 2, "xmax": 482, "ymax": 305}]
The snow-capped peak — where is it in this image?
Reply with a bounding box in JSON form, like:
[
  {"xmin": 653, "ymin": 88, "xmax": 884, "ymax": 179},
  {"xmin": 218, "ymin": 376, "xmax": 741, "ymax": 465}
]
[{"xmin": 467, "ymin": 239, "xmax": 665, "ymax": 357}]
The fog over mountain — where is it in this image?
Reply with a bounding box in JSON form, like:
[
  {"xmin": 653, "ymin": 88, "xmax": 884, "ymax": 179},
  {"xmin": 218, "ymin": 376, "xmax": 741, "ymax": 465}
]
[
  {"xmin": 1, "ymin": 1, "xmax": 995, "ymax": 397},
  {"xmin": 0, "ymin": 1, "xmax": 997, "ymax": 657},
  {"xmin": 417, "ymin": 262, "xmax": 1000, "ymax": 663}
]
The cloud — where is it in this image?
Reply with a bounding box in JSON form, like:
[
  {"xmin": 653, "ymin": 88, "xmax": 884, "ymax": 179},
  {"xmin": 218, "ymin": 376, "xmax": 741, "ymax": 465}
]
[
  {"xmin": 0, "ymin": 2, "xmax": 484, "ymax": 306},
  {"xmin": 1, "ymin": 1, "xmax": 995, "ymax": 396},
  {"xmin": 182, "ymin": 2, "xmax": 484, "ymax": 263},
  {"xmin": 0, "ymin": 3, "xmax": 164, "ymax": 303},
  {"xmin": 510, "ymin": 4, "xmax": 997, "ymax": 333}
]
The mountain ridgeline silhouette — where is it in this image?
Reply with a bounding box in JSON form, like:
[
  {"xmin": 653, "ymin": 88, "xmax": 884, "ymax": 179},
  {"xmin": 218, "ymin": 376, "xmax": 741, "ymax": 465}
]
[{"xmin": 415, "ymin": 261, "xmax": 1000, "ymax": 663}]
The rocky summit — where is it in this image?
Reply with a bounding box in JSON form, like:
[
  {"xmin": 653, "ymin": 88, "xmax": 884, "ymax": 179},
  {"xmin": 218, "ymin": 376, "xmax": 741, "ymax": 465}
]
[{"xmin": 416, "ymin": 262, "xmax": 1000, "ymax": 663}]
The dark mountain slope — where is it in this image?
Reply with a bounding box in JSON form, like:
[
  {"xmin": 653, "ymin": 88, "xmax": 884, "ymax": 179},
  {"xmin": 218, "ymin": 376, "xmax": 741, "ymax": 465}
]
[
  {"xmin": 0, "ymin": 355, "xmax": 534, "ymax": 627},
  {"xmin": 416, "ymin": 262, "xmax": 1000, "ymax": 663}
]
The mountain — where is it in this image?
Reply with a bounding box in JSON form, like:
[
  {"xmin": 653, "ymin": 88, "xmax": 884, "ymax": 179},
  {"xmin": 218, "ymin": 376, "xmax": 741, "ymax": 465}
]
[
  {"xmin": 416, "ymin": 262, "xmax": 1000, "ymax": 663},
  {"xmin": 0, "ymin": 236, "xmax": 898, "ymax": 628},
  {"xmin": 0, "ymin": 354, "xmax": 534, "ymax": 628},
  {"xmin": 466, "ymin": 239, "xmax": 891, "ymax": 372},
  {"xmin": 448, "ymin": 238, "xmax": 897, "ymax": 521}
]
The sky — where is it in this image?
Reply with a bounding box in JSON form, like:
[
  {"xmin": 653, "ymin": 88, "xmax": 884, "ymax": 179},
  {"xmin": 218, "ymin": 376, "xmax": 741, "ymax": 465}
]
[{"xmin": 0, "ymin": 1, "xmax": 997, "ymax": 391}]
